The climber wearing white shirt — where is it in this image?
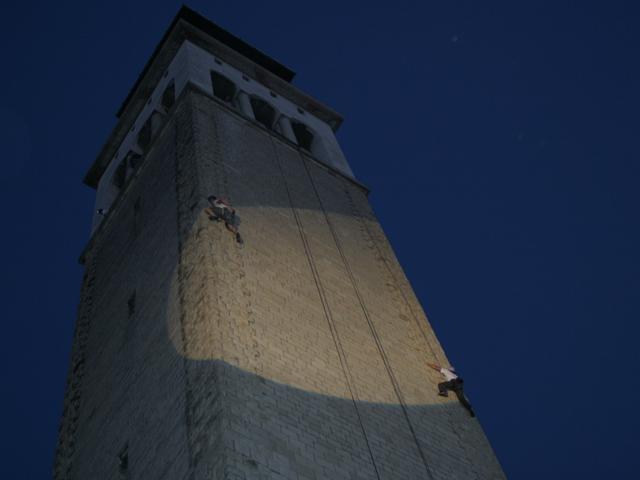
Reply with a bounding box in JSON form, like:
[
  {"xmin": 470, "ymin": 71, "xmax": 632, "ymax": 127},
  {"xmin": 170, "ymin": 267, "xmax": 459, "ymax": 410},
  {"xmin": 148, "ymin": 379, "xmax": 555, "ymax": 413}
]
[{"xmin": 428, "ymin": 363, "xmax": 475, "ymax": 417}]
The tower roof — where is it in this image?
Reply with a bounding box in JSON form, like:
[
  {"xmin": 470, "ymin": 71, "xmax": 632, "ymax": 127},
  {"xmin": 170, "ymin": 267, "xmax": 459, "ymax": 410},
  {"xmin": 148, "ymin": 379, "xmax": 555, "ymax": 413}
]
[
  {"xmin": 84, "ymin": 5, "xmax": 344, "ymax": 188},
  {"xmin": 116, "ymin": 6, "xmax": 296, "ymax": 119}
]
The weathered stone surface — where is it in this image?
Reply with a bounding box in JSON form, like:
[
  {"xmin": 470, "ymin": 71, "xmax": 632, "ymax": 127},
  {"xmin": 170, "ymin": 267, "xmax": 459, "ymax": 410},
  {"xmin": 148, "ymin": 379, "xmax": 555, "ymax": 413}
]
[{"xmin": 55, "ymin": 86, "xmax": 505, "ymax": 479}]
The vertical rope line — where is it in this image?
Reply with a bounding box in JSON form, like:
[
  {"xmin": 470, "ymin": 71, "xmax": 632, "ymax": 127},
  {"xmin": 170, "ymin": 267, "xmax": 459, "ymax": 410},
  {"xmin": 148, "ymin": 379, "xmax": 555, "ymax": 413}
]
[
  {"xmin": 298, "ymin": 154, "xmax": 435, "ymax": 480},
  {"xmin": 343, "ymin": 188, "xmax": 481, "ymax": 477},
  {"xmin": 207, "ymin": 106, "xmax": 262, "ymax": 376},
  {"xmin": 188, "ymin": 97, "xmax": 232, "ymax": 477},
  {"xmin": 206, "ymin": 99, "xmax": 227, "ymax": 365},
  {"xmin": 445, "ymin": 408, "xmax": 482, "ymax": 480},
  {"xmin": 344, "ymin": 187, "xmax": 443, "ymax": 365},
  {"xmin": 268, "ymin": 137, "xmax": 382, "ymax": 480},
  {"xmin": 173, "ymin": 111, "xmax": 197, "ymax": 476}
]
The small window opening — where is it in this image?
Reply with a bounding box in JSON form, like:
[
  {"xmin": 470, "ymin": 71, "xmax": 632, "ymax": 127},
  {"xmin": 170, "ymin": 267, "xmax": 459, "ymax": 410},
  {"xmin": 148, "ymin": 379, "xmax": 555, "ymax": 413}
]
[
  {"xmin": 137, "ymin": 119, "xmax": 152, "ymax": 153},
  {"xmin": 127, "ymin": 291, "xmax": 136, "ymax": 317},
  {"xmin": 273, "ymin": 120, "xmax": 284, "ymax": 136},
  {"xmin": 297, "ymin": 107, "xmax": 305, "ymax": 115},
  {"xmin": 291, "ymin": 121, "xmax": 314, "ymax": 151},
  {"xmin": 161, "ymin": 81, "xmax": 175, "ymax": 110},
  {"xmin": 211, "ymin": 72, "xmax": 236, "ymax": 103},
  {"xmin": 214, "ymin": 58, "xmax": 223, "ymax": 65},
  {"xmin": 112, "ymin": 161, "xmax": 127, "ymax": 189},
  {"xmin": 137, "ymin": 111, "xmax": 165, "ymax": 154},
  {"xmin": 118, "ymin": 443, "xmax": 129, "ymax": 477},
  {"xmin": 270, "ymin": 91, "xmax": 277, "ymax": 98},
  {"xmin": 242, "ymin": 74, "xmax": 250, "ymax": 82},
  {"xmin": 126, "ymin": 151, "xmax": 142, "ymax": 171},
  {"xmin": 250, "ymin": 97, "xmax": 276, "ymax": 130},
  {"xmin": 149, "ymin": 111, "xmax": 164, "ymax": 136}
]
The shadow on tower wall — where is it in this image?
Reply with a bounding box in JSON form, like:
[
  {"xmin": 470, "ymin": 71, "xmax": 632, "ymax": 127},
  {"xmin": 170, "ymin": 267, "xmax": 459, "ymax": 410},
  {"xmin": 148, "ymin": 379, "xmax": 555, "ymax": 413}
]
[{"xmin": 54, "ymin": 88, "xmax": 505, "ymax": 480}]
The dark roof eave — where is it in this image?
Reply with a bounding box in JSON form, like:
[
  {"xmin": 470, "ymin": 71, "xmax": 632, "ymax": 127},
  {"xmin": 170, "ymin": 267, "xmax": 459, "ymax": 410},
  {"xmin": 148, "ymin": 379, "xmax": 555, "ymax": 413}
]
[
  {"xmin": 84, "ymin": 6, "xmax": 344, "ymax": 189},
  {"xmin": 116, "ymin": 5, "xmax": 295, "ymax": 119}
]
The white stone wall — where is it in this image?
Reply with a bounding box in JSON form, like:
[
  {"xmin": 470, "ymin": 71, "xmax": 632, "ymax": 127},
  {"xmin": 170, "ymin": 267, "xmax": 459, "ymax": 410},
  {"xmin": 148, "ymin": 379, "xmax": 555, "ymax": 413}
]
[{"xmin": 92, "ymin": 40, "xmax": 352, "ymax": 233}]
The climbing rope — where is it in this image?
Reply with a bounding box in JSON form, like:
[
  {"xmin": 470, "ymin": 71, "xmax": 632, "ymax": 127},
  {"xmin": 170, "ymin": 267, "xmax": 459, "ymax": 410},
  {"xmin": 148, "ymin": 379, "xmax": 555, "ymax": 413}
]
[
  {"xmin": 344, "ymin": 187, "xmax": 443, "ymax": 365},
  {"xmin": 343, "ymin": 183, "xmax": 480, "ymax": 478},
  {"xmin": 268, "ymin": 136, "xmax": 383, "ymax": 480},
  {"xmin": 297, "ymin": 153, "xmax": 435, "ymax": 480},
  {"xmin": 207, "ymin": 108, "xmax": 261, "ymax": 374}
]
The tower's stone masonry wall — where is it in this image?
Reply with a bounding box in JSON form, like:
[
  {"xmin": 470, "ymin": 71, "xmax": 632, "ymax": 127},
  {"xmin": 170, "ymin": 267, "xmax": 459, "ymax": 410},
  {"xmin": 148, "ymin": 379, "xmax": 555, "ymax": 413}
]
[
  {"xmin": 180, "ymin": 89, "xmax": 505, "ymax": 479},
  {"xmin": 55, "ymin": 101, "xmax": 193, "ymax": 479},
  {"xmin": 56, "ymin": 87, "xmax": 505, "ymax": 479}
]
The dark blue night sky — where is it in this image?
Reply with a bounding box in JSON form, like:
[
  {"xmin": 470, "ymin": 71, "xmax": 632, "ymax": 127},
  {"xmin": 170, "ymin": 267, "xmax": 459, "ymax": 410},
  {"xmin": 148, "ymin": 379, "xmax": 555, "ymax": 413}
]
[{"xmin": 1, "ymin": 1, "xmax": 638, "ymax": 478}]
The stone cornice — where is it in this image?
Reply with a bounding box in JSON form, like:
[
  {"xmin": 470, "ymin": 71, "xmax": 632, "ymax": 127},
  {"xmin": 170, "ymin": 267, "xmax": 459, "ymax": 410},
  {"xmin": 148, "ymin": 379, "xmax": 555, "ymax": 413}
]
[{"xmin": 84, "ymin": 6, "xmax": 344, "ymax": 189}]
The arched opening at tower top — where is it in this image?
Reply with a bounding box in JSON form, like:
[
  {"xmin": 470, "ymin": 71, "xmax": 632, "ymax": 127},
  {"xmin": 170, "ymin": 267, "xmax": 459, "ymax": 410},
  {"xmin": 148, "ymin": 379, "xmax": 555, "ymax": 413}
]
[
  {"xmin": 211, "ymin": 71, "xmax": 236, "ymax": 103},
  {"xmin": 250, "ymin": 97, "xmax": 276, "ymax": 129},
  {"xmin": 161, "ymin": 81, "xmax": 175, "ymax": 110},
  {"xmin": 111, "ymin": 160, "xmax": 127, "ymax": 189},
  {"xmin": 291, "ymin": 121, "xmax": 314, "ymax": 151}
]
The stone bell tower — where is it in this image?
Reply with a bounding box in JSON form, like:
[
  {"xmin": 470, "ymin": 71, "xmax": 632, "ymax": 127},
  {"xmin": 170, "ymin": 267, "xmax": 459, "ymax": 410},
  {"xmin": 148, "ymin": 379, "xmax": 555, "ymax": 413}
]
[{"xmin": 54, "ymin": 6, "xmax": 505, "ymax": 479}]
